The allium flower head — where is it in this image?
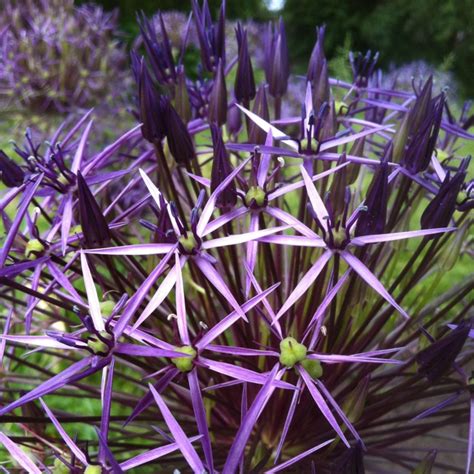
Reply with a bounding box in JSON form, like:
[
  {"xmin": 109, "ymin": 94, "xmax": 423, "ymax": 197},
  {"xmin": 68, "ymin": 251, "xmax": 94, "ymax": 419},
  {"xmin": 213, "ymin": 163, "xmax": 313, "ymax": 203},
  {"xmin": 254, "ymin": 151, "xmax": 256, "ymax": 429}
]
[{"xmin": 0, "ymin": 2, "xmax": 473, "ymax": 473}]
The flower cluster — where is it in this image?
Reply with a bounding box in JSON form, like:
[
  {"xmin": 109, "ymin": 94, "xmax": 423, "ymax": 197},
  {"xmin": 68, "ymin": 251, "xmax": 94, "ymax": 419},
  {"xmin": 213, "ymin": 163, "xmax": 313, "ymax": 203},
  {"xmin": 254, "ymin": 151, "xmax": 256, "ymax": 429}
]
[
  {"xmin": 0, "ymin": 0, "xmax": 130, "ymax": 113},
  {"xmin": 0, "ymin": 2, "xmax": 473, "ymax": 473}
]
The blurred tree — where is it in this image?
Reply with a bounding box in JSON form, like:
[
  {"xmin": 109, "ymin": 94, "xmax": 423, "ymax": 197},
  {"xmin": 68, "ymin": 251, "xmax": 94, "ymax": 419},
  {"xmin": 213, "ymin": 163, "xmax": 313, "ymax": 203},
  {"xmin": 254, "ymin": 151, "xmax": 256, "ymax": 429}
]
[
  {"xmin": 283, "ymin": 0, "xmax": 474, "ymax": 97},
  {"xmin": 78, "ymin": 0, "xmax": 270, "ymax": 37}
]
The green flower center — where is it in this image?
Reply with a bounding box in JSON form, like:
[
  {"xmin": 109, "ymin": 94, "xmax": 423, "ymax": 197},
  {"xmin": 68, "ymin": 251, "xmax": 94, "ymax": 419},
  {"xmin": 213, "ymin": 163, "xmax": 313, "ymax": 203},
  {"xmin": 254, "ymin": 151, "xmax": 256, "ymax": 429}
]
[
  {"xmin": 99, "ymin": 300, "xmax": 115, "ymax": 317},
  {"xmin": 171, "ymin": 345, "xmax": 197, "ymax": 372},
  {"xmin": 335, "ymin": 100, "xmax": 348, "ymax": 114},
  {"xmin": 300, "ymin": 137, "xmax": 318, "ymax": 153},
  {"xmin": 25, "ymin": 239, "xmax": 45, "ymax": 259},
  {"xmin": 178, "ymin": 234, "xmax": 198, "ymax": 253},
  {"xmin": 300, "ymin": 358, "xmax": 323, "ymax": 379},
  {"xmin": 245, "ymin": 186, "xmax": 267, "ymax": 208},
  {"xmin": 84, "ymin": 466, "xmax": 102, "ymax": 474},
  {"xmin": 279, "ymin": 337, "xmax": 323, "ymax": 378},
  {"xmin": 279, "ymin": 337, "xmax": 307, "ymax": 368},
  {"xmin": 87, "ymin": 331, "xmax": 114, "ymax": 356},
  {"xmin": 330, "ymin": 227, "xmax": 347, "ymax": 249}
]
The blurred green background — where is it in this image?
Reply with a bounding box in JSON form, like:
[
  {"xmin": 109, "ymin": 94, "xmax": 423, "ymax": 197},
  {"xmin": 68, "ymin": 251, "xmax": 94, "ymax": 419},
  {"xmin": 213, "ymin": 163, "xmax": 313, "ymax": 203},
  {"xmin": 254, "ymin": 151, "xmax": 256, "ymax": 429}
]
[{"xmin": 78, "ymin": 0, "xmax": 474, "ymax": 98}]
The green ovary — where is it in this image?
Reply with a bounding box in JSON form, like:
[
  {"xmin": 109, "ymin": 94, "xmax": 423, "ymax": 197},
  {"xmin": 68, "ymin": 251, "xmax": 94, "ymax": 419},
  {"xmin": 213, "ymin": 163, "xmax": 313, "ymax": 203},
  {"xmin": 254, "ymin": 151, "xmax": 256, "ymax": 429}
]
[
  {"xmin": 279, "ymin": 337, "xmax": 307, "ymax": 368},
  {"xmin": 87, "ymin": 331, "xmax": 113, "ymax": 355},
  {"xmin": 279, "ymin": 337, "xmax": 323, "ymax": 378},
  {"xmin": 84, "ymin": 466, "xmax": 102, "ymax": 474},
  {"xmin": 172, "ymin": 345, "xmax": 197, "ymax": 372},
  {"xmin": 179, "ymin": 234, "xmax": 198, "ymax": 253},
  {"xmin": 25, "ymin": 239, "xmax": 44, "ymax": 259},
  {"xmin": 245, "ymin": 186, "xmax": 266, "ymax": 207},
  {"xmin": 99, "ymin": 300, "xmax": 115, "ymax": 317},
  {"xmin": 301, "ymin": 358, "xmax": 323, "ymax": 379}
]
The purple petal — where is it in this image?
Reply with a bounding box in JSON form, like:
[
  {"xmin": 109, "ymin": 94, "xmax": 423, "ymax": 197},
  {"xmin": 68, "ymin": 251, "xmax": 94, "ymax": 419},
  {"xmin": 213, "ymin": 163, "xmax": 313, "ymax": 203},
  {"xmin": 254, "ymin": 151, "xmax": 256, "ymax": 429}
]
[
  {"xmin": 315, "ymin": 379, "xmax": 363, "ymax": 447},
  {"xmin": 206, "ymin": 345, "xmax": 279, "ymax": 357},
  {"xmin": 139, "ymin": 167, "xmax": 164, "ymax": 209},
  {"xmin": 257, "ymin": 131, "xmax": 274, "ymax": 188},
  {"xmin": 351, "ymin": 227, "xmax": 456, "ymax": 246},
  {"xmin": 203, "ymin": 207, "xmax": 248, "ymax": 236},
  {"xmin": 0, "ymin": 432, "xmax": 41, "ymax": 473},
  {"xmin": 188, "ymin": 172, "xmax": 211, "ymax": 188},
  {"xmin": 223, "ymin": 364, "xmax": 283, "ymax": 473},
  {"xmin": 40, "ymin": 398, "xmax": 87, "ymax": 465},
  {"xmin": 187, "ymin": 370, "xmax": 214, "ymax": 472},
  {"xmin": 46, "ymin": 261, "xmax": 84, "ymax": 304},
  {"xmin": 319, "ymin": 124, "xmax": 393, "ymax": 151},
  {"xmin": 120, "ymin": 436, "xmax": 202, "ymax": 470},
  {"xmin": 244, "ymin": 213, "xmax": 259, "ymax": 297},
  {"xmin": 71, "ymin": 119, "xmax": 94, "ymax": 174},
  {"xmin": 133, "ymin": 254, "xmax": 187, "ymax": 332},
  {"xmin": 448, "ymin": 324, "xmax": 474, "ymax": 339},
  {"xmin": 60, "ymin": 193, "xmax": 74, "ymax": 256},
  {"xmin": 175, "ymin": 253, "xmax": 190, "ymax": 345},
  {"xmin": 197, "ymin": 357, "xmax": 292, "ymax": 390},
  {"xmin": 276, "ymin": 250, "xmax": 332, "ymax": 320},
  {"xmin": 95, "ymin": 426, "xmax": 124, "ymax": 473},
  {"xmin": 274, "ymin": 378, "xmax": 303, "ymax": 463},
  {"xmin": 99, "ymin": 360, "xmax": 115, "ymax": 464},
  {"xmin": 149, "ymin": 384, "xmax": 205, "ymax": 473},
  {"xmin": 431, "ymin": 154, "xmax": 447, "ymax": 182},
  {"xmin": 300, "ymin": 165, "xmax": 329, "ymax": 232},
  {"xmin": 235, "ymin": 104, "xmax": 298, "ymax": 151},
  {"xmin": 194, "ymin": 256, "xmax": 248, "ymax": 322},
  {"xmin": 466, "ymin": 395, "xmax": 474, "ymax": 474},
  {"xmin": 268, "ymin": 438, "xmax": 334, "ymax": 473},
  {"xmin": 298, "ymin": 366, "xmax": 350, "ymax": 448},
  {"xmin": 309, "ymin": 353, "xmax": 402, "ymax": 365},
  {"xmin": 258, "ymin": 234, "xmax": 326, "ymax": 247},
  {"xmin": 341, "ymin": 251, "xmax": 409, "ymax": 319},
  {"xmin": 0, "ymin": 357, "xmax": 93, "ymax": 415},
  {"xmin": 304, "ymin": 271, "xmax": 350, "ymax": 344},
  {"xmin": 195, "ymin": 283, "xmax": 280, "ymax": 350},
  {"xmin": 80, "ymin": 252, "xmax": 105, "ymax": 332},
  {"xmin": 114, "ymin": 343, "xmax": 187, "ymax": 358},
  {"xmin": 114, "ymin": 247, "xmax": 176, "ymax": 338},
  {"xmin": 411, "ymin": 392, "xmax": 461, "ymax": 421},
  {"xmin": 202, "ymin": 225, "xmax": 289, "ymax": 250},
  {"xmin": 124, "ymin": 368, "xmax": 178, "ymax": 426},
  {"xmin": 268, "ymin": 162, "xmax": 349, "ymax": 201},
  {"xmin": 0, "ymin": 256, "xmax": 49, "ymax": 278},
  {"xmin": 25, "ymin": 265, "xmax": 42, "ymax": 333},
  {"xmin": 0, "ymin": 334, "xmax": 80, "ymax": 350},
  {"xmin": 265, "ymin": 207, "xmax": 318, "ymax": 238},
  {"xmin": 197, "ymin": 156, "xmax": 252, "ymax": 237},
  {"xmin": 0, "ymin": 174, "xmax": 43, "ymax": 267},
  {"xmin": 82, "ymin": 124, "xmax": 142, "ymax": 176},
  {"xmin": 0, "ymin": 309, "xmax": 13, "ymax": 365},
  {"xmin": 85, "ymin": 243, "xmax": 176, "ymax": 256},
  {"xmin": 61, "ymin": 109, "xmax": 93, "ymax": 147},
  {"xmin": 242, "ymin": 261, "xmax": 282, "ymax": 336}
]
